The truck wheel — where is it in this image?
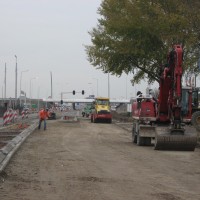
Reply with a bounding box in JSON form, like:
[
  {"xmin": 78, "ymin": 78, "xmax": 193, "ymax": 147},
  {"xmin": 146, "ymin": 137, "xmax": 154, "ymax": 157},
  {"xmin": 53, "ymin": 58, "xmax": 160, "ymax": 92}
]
[
  {"xmin": 132, "ymin": 124, "xmax": 137, "ymax": 143},
  {"xmin": 137, "ymin": 134, "xmax": 145, "ymax": 146},
  {"xmin": 108, "ymin": 119, "xmax": 112, "ymax": 123},
  {"xmin": 191, "ymin": 111, "xmax": 200, "ymax": 131},
  {"xmin": 144, "ymin": 138, "xmax": 151, "ymax": 146}
]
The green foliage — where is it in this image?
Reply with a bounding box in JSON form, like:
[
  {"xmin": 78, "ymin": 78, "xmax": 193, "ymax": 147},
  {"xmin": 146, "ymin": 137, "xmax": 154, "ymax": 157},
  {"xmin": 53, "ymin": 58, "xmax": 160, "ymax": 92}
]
[{"xmin": 85, "ymin": 0, "xmax": 200, "ymax": 84}]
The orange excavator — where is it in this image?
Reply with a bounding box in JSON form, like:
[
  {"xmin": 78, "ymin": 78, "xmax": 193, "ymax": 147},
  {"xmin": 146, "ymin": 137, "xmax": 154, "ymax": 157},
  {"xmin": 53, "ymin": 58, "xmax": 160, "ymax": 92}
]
[{"xmin": 131, "ymin": 45, "xmax": 197, "ymax": 151}]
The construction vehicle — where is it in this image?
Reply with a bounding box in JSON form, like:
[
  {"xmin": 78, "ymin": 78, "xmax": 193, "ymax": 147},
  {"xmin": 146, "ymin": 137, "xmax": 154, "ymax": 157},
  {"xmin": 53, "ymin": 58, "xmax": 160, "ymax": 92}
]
[
  {"xmin": 190, "ymin": 87, "xmax": 200, "ymax": 130},
  {"xmin": 132, "ymin": 45, "xmax": 197, "ymax": 151},
  {"xmin": 181, "ymin": 86, "xmax": 200, "ymax": 132},
  {"xmin": 82, "ymin": 103, "xmax": 93, "ymax": 117},
  {"xmin": 47, "ymin": 109, "xmax": 56, "ymax": 120},
  {"xmin": 91, "ymin": 97, "xmax": 112, "ymax": 123}
]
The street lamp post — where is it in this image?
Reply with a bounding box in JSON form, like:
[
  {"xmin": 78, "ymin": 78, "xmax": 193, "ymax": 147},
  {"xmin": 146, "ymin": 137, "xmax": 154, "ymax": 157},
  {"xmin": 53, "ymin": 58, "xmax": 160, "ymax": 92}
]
[
  {"xmin": 88, "ymin": 82, "xmax": 95, "ymax": 96},
  {"xmin": 20, "ymin": 70, "xmax": 29, "ymax": 107},
  {"xmin": 4, "ymin": 63, "xmax": 6, "ymax": 100},
  {"xmin": 15, "ymin": 55, "xmax": 17, "ymax": 108},
  {"xmin": 93, "ymin": 78, "xmax": 98, "ymax": 97},
  {"xmin": 108, "ymin": 73, "xmax": 110, "ymax": 98},
  {"xmin": 37, "ymin": 86, "xmax": 40, "ymax": 111},
  {"xmin": 30, "ymin": 77, "xmax": 37, "ymax": 110},
  {"xmin": 126, "ymin": 75, "xmax": 128, "ymax": 99},
  {"xmin": 50, "ymin": 71, "xmax": 53, "ymax": 98}
]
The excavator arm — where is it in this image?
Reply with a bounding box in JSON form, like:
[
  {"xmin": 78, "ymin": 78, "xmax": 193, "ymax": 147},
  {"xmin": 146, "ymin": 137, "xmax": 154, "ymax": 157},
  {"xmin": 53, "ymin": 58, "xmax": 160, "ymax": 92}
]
[{"xmin": 155, "ymin": 45, "xmax": 197, "ymax": 150}]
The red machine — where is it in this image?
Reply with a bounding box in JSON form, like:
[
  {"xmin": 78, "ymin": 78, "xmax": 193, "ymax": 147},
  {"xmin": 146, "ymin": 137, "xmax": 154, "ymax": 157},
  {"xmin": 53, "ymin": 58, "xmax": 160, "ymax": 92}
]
[{"xmin": 132, "ymin": 45, "xmax": 197, "ymax": 151}]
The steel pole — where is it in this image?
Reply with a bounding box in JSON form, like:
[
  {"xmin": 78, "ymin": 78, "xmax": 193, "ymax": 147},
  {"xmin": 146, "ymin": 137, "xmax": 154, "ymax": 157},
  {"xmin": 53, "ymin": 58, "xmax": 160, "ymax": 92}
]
[
  {"xmin": 4, "ymin": 63, "xmax": 6, "ymax": 100},
  {"xmin": 15, "ymin": 55, "xmax": 17, "ymax": 108},
  {"xmin": 93, "ymin": 78, "xmax": 98, "ymax": 97},
  {"xmin": 108, "ymin": 73, "xmax": 110, "ymax": 98},
  {"xmin": 50, "ymin": 71, "xmax": 53, "ymax": 98},
  {"xmin": 37, "ymin": 86, "xmax": 40, "ymax": 111},
  {"xmin": 20, "ymin": 70, "xmax": 29, "ymax": 107},
  {"xmin": 126, "ymin": 75, "xmax": 127, "ymax": 99},
  {"xmin": 30, "ymin": 79, "xmax": 32, "ymax": 109},
  {"xmin": 20, "ymin": 72, "xmax": 22, "ymax": 107},
  {"xmin": 30, "ymin": 77, "xmax": 35, "ymax": 110}
]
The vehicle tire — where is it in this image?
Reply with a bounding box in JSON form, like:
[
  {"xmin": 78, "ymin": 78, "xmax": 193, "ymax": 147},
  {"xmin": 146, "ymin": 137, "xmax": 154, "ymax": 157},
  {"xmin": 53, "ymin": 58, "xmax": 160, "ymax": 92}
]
[
  {"xmin": 108, "ymin": 119, "xmax": 112, "ymax": 123},
  {"xmin": 191, "ymin": 111, "xmax": 200, "ymax": 131},
  {"xmin": 144, "ymin": 138, "xmax": 151, "ymax": 146},
  {"xmin": 132, "ymin": 124, "xmax": 137, "ymax": 143},
  {"xmin": 137, "ymin": 134, "xmax": 145, "ymax": 146}
]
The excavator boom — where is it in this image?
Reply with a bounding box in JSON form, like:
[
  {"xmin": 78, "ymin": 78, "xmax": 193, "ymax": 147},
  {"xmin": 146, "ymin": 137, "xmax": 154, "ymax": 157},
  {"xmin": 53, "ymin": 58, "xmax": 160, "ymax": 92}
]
[{"xmin": 155, "ymin": 45, "xmax": 197, "ymax": 150}]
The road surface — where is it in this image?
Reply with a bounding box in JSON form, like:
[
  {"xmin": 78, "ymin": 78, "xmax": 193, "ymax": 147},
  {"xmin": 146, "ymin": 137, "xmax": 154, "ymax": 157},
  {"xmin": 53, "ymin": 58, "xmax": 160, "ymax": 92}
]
[{"xmin": 0, "ymin": 118, "xmax": 200, "ymax": 200}]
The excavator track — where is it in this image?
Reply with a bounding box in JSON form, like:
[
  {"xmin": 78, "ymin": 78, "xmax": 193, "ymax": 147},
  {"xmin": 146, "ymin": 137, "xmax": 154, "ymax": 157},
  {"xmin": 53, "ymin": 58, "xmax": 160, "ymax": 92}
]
[{"xmin": 154, "ymin": 126, "xmax": 197, "ymax": 151}]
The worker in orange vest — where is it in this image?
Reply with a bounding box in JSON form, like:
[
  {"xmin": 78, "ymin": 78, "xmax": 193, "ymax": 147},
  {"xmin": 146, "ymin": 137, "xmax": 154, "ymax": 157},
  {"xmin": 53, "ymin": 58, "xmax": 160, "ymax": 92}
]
[{"xmin": 38, "ymin": 107, "xmax": 49, "ymax": 130}]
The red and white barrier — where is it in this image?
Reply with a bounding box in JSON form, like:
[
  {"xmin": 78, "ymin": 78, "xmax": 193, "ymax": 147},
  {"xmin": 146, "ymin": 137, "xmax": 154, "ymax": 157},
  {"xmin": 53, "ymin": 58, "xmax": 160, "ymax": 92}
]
[
  {"xmin": 3, "ymin": 109, "xmax": 18, "ymax": 125},
  {"xmin": 25, "ymin": 110, "xmax": 28, "ymax": 118},
  {"xmin": 8, "ymin": 109, "xmax": 14, "ymax": 123},
  {"xmin": 3, "ymin": 110, "xmax": 9, "ymax": 125},
  {"xmin": 21, "ymin": 109, "xmax": 28, "ymax": 119},
  {"xmin": 14, "ymin": 110, "xmax": 18, "ymax": 121},
  {"xmin": 21, "ymin": 110, "xmax": 25, "ymax": 119}
]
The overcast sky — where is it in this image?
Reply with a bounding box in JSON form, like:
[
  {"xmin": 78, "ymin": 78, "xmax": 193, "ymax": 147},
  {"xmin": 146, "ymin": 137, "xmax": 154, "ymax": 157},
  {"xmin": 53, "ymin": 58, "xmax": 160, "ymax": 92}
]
[{"xmin": 0, "ymin": 0, "xmax": 153, "ymax": 100}]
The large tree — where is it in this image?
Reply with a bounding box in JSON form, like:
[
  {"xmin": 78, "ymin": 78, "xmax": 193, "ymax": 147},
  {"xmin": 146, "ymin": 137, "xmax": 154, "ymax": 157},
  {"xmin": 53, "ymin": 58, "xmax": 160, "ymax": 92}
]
[{"xmin": 85, "ymin": 0, "xmax": 200, "ymax": 84}]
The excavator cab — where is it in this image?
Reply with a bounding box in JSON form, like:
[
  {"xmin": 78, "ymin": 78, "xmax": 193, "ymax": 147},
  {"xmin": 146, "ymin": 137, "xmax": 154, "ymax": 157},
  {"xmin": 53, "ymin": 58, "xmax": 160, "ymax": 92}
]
[
  {"xmin": 191, "ymin": 88, "xmax": 200, "ymax": 110},
  {"xmin": 190, "ymin": 87, "xmax": 200, "ymax": 131},
  {"xmin": 181, "ymin": 87, "xmax": 192, "ymax": 120}
]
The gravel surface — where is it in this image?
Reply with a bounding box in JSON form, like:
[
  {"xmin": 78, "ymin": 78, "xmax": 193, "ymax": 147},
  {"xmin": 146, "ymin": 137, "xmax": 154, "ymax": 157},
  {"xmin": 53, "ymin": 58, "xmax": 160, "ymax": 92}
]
[{"xmin": 0, "ymin": 118, "xmax": 200, "ymax": 200}]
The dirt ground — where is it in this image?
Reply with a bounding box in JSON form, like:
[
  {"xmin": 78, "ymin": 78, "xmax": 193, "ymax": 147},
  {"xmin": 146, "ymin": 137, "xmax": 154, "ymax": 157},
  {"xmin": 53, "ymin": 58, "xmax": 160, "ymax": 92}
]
[{"xmin": 0, "ymin": 118, "xmax": 200, "ymax": 200}]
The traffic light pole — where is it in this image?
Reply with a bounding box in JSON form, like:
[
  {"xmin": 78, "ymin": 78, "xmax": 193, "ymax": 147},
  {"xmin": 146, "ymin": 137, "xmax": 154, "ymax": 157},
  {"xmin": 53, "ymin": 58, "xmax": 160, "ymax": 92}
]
[{"xmin": 60, "ymin": 90, "xmax": 85, "ymax": 104}]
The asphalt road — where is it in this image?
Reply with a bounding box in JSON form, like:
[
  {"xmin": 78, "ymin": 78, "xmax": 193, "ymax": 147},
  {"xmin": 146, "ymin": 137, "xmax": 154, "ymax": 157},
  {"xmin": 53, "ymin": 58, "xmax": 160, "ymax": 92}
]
[{"xmin": 0, "ymin": 118, "xmax": 200, "ymax": 200}]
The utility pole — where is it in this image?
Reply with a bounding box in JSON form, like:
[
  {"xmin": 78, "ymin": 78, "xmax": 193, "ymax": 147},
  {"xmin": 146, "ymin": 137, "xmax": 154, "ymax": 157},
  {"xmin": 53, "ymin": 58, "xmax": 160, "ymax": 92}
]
[
  {"xmin": 15, "ymin": 55, "xmax": 17, "ymax": 108},
  {"xmin": 20, "ymin": 70, "xmax": 29, "ymax": 107},
  {"xmin": 4, "ymin": 63, "xmax": 6, "ymax": 99},
  {"xmin": 50, "ymin": 71, "xmax": 53, "ymax": 98},
  {"xmin": 2, "ymin": 86, "xmax": 3, "ymax": 101},
  {"xmin": 126, "ymin": 75, "xmax": 127, "ymax": 99},
  {"xmin": 93, "ymin": 78, "xmax": 99, "ymax": 97},
  {"xmin": 108, "ymin": 73, "xmax": 110, "ymax": 98},
  {"xmin": 37, "ymin": 86, "xmax": 40, "ymax": 111}
]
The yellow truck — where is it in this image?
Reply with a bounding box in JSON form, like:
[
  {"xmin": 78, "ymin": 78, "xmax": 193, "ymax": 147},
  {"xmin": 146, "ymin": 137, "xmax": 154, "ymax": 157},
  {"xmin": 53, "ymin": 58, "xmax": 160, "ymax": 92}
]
[{"xmin": 91, "ymin": 97, "xmax": 112, "ymax": 123}]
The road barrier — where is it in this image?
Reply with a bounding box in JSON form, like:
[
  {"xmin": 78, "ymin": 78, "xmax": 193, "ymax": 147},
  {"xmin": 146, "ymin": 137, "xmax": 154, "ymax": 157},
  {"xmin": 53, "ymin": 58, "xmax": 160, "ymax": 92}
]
[
  {"xmin": 3, "ymin": 109, "xmax": 18, "ymax": 126},
  {"xmin": 21, "ymin": 110, "xmax": 28, "ymax": 119},
  {"xmin": 62, "ymin": 110, "xmax": 80, "ymax": 121},
  {"xmin": 3, "ymin": 108, "xmax": 18, "ymax": 126}
]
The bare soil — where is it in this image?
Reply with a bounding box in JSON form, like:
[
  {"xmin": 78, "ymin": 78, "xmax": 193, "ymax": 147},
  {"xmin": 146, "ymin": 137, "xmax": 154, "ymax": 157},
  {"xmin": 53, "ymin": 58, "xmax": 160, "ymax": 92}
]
[{"xmin": 0, "ymin": 118, "xmax": 200, "ymax": 200}]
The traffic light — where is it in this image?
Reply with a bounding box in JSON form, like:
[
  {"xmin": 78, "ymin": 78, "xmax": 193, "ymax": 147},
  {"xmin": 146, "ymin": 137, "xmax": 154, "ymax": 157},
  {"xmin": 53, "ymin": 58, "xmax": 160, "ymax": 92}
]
[
  {"xmin": 82, "ymin": 90, "xmax": 84, "ymax": 95},
  {"xmin": 61, "ymin": 100, "xmax": 63, "ymax": 104},
  {"xmin": 73, "ymin": 90, "xmax": 75, "ymax": 95}
]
